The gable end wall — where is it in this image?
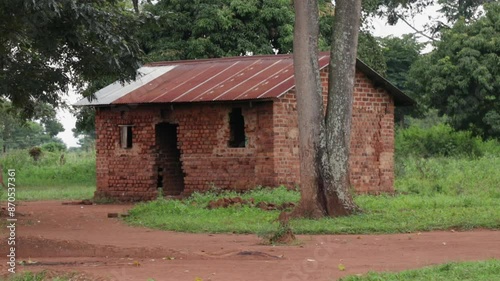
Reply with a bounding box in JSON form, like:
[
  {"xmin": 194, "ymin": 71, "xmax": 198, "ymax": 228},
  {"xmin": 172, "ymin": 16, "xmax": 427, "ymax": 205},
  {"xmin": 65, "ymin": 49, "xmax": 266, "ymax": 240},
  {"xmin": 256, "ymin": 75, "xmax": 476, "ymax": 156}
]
[{"xmin": 273, "ymin": 68, "xmax": 395, "ymax": 193}]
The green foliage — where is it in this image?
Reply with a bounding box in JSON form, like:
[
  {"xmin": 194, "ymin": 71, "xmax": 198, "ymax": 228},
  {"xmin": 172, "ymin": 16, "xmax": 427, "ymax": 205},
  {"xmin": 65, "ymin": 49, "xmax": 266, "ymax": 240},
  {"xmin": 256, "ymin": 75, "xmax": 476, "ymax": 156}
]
[
  {"xmin": 364, "ymin": 0, "xmax": 487, "ymax": 27},
  {"xmin": 41, "ymin": 141, "xmax": 67, "ymax": 152},
  {"xmin": 407, "ymin": 3, "xmax": 500, "ymax": 138},
  {"xmin": 396, "ymin": 124, "xmax": 483, "ymax": 158},
  {"xmin": 437, "ymin": 0, "xmax": 489, "ymax": 23},
  {"xmin": 380, "ymin": 34, "xmax": 424, "ymax": 91},
  {"xmin": 0, "ymin": 150, "xmax": 95, "ymax": 200},
  {"xmin": 139, "ymin": 0, "xmax": 294, "ymax": 61},
  {"xmin": 126, "ymin": 156, "xmax": 500, "ymax": 234},
  {"xmin": 340, "ymin": 259, "xmax": 500, "ymax": 281},
  {"xmin": 0, "ymin": 0, "xmax": 143, "ymax": 113},
  {"xmin": 396, "ymin": 156, "xmax": 500, "ymax": 197},
  {"xmin": 28, "ymin": 147, "xmax": 43, "ymax": 162},
  {"xmin": 72, "ymin": 107, "xmax": 96, "ymax": 139},
  {"xmin": 138, "ymin": 0, "xmax": 387, "ymax": 74},
  {"xmin": 0, "ymin": 101, "xmax": 66, "ymax": 151},
  {"xmin": 318, "ymin": 2, "xmax": 387, "ymax": 75},
  {"xmin": 357, "ymin": 31, "xmax": 387, "ymax": 75},
  {"xmin": 72, "ymin": 106, "xmax": 96, "ymax": 151}
]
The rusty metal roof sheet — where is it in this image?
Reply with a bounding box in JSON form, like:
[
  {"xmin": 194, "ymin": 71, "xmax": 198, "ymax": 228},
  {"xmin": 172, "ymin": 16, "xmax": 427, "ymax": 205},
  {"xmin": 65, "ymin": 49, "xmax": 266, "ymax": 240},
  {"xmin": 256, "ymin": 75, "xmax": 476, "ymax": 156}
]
[{"xmin": 75, "ymin": 53, "xmax": 414, "ymax": 106}]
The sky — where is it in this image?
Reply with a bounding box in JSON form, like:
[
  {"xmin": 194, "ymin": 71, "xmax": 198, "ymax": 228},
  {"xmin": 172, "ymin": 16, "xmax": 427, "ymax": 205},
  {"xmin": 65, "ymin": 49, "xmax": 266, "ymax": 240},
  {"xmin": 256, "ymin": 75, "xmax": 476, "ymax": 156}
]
[
  {"xmin": 56, "ymin": 90, "xmax": 81, "ymax": 148},
  {"xmin": 56, "ymin": 4, "xmax": 442, "ymax": 148}
]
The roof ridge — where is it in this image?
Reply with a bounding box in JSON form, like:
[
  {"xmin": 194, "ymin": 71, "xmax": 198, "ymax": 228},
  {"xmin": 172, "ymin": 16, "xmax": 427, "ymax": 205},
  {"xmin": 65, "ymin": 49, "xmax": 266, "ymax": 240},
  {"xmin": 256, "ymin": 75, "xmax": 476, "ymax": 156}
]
[{"xmin": 146, "ymin": 53, "xmax": 296, "ymax": 66}]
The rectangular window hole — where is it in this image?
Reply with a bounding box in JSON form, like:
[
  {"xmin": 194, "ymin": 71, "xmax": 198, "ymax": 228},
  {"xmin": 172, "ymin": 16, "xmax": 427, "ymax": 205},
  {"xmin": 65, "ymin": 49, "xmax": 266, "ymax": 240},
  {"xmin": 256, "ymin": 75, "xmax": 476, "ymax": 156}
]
[
  {"xmin": 228, "ymin": 108, "xmax": 246, "ymax": 148},
  {"xmin": 119, "ymin": 125, "xmax": 134, "ymax": 149}
]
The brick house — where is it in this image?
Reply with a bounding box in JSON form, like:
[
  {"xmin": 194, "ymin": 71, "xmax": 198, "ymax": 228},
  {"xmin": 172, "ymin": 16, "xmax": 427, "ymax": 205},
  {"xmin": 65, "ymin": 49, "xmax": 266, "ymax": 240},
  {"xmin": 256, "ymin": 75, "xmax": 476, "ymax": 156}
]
[{"xmin": 76, "ymin": 53, "xmax": 413, "ymax": 201}]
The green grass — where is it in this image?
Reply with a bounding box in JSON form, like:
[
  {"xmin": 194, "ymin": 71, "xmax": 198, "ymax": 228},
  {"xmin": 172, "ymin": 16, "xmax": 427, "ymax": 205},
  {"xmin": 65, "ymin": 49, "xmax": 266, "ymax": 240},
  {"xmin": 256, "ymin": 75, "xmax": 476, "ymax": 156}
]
[
  {"xmin": 0, "ymin": 149, "xmax": 95, "ymax": 201},
  {"xmin": 0, "ymin": 185, "xmax": 95, "ymax": 201},
  {"xmin": 126, "ymin": 156, "xmax": 500, "ymax": 234},
  {"xmin": 339, "ymin": 259, "xmax": 500, "ymax": 281},
  {"xmin": 1, "ymin": 271, "xmax": 70, "ymax": 281},
  {"xmin": 396, "ymin": 156, "xmax": 500, "ymax": 197}
]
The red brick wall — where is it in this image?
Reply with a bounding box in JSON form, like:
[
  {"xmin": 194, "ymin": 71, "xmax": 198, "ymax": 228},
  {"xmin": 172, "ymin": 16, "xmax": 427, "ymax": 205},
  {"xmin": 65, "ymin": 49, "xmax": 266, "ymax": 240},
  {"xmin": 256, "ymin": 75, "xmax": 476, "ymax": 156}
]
[
  {"xmin": 273, "ymin": 90, "xmax": 300, "ymax": 187},
  {"xmin": 273, "ymin": 68, "xmax": 395, "ymax": 193},
  {"xmin": 95, "ymin": 107, "xmax": 158, "ymax": 201},
  {"xmin": 350, "ymin": 72, "xmax": 395, "ymax": 193},
  {"xmin": 94, "ymin": 102, "xmax": 275, "ymax": 201}
]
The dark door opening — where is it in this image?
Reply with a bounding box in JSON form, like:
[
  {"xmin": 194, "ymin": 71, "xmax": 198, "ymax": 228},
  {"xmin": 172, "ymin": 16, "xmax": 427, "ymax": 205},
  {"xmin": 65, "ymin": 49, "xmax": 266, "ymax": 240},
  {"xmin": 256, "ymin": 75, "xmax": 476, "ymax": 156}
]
[{"xmin": 156, "ymin": 123, "xmax": 184, "ymax": 196}]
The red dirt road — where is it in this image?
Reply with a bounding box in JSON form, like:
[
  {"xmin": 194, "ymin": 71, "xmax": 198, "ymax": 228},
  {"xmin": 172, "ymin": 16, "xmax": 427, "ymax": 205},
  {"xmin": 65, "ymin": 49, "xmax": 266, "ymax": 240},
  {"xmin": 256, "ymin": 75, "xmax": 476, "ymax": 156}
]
[{"xmin": 1, "ymin": 201, "xmax": 499, "ymax": 281}]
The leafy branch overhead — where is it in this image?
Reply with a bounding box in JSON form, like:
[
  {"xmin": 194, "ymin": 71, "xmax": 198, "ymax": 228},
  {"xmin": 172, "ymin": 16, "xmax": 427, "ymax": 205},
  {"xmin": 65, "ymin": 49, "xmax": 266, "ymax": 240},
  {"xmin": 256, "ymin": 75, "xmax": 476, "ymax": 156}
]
[{"xmin": 0, "ymin": 0, "xmax": 143, "ymax": 117}]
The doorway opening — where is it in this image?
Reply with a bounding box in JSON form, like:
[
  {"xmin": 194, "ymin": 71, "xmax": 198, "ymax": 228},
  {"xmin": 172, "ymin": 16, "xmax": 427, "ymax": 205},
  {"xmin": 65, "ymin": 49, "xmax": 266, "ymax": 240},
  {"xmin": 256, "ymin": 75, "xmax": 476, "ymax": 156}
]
[{"xmin": 155, "ymin": 123, "xmax": 184, "ymax": 195}]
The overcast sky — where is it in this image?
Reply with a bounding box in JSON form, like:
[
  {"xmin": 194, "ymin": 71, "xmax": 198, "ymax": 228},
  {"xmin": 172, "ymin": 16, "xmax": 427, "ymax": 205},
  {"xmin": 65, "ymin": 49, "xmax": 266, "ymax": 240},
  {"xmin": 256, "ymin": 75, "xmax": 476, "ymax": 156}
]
[{"xmin": 56, "ymin": 4, "xmax": 442, "ymax": 148}]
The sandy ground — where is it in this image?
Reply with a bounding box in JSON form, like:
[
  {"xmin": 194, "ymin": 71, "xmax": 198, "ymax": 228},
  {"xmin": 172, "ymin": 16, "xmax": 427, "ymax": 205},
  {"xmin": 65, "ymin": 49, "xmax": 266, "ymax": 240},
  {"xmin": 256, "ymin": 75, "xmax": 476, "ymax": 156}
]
[{"xmin": 0, "ymin": 200, "xmax": 499, "ymax": 281}]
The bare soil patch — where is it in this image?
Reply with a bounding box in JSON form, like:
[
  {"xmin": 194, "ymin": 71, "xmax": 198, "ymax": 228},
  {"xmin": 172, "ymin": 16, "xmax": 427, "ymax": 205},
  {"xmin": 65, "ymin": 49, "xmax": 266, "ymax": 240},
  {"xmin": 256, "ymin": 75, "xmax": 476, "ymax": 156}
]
[{"xmin": 1, "ymin": 201, "xmax": 499, "ymax": 281}]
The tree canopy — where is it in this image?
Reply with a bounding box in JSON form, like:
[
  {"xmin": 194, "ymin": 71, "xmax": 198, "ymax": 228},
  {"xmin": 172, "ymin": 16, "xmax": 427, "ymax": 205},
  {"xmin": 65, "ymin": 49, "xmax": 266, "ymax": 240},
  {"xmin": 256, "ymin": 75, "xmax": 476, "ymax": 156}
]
[
  {"xmin": 0, "ymin": 0, "xmax": 143, "ymax": 117},
  {"xmin": 139, "ymin": 0, "xmax": 295, "ymax": 61},
  {"xmin": 407, "ymin": 3, "xmax": 499, "ymax": 138},
  {"xmin": 138, "ymin": 0, "xmax": 387, "ymax": 73},
  {"xmin": 0, "ymin": 101, "xmax": 65, "ymax": 152},
  {"xmin": 380, "ymin": 34, "xmax": 424, "ymax": 91}
]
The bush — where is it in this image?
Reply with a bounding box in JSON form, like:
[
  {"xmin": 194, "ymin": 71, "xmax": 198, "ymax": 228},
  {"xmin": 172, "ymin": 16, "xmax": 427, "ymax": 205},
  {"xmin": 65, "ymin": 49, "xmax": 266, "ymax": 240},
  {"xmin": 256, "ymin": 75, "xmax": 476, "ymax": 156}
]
[
  {"xmin": 396, "ymin": 124, "xmax": 483, "ymax": 159},
  {"xmin": 28, "ymin": 147, "xmax": 43, "ymax": 161},
  {"xmin": 41, "ymin": 141, "xmax": 67, "ymax": 152}
]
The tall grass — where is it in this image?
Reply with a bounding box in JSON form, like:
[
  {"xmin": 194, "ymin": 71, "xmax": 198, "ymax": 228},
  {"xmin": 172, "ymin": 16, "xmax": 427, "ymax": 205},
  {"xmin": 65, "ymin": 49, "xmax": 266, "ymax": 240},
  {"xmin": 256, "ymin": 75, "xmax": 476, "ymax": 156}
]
[
  {"xmin": 1, "ymin": 149, "xmax": 95, "ymax": 187},
  {"xmin": 0, "ymin": 149, "xmax": 96, "ymax": 200},
  {"xmin": 396, "ymin": 156, "xmax": 500, "ymax": 198}
]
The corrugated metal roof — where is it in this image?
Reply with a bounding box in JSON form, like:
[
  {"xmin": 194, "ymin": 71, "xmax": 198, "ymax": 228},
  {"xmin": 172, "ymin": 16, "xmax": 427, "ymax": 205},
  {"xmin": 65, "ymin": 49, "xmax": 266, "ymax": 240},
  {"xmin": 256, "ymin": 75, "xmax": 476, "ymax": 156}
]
[
  {"xmin": 75, "ymin": 53, "xmax": 414, "ymax": 106},
  {"xmin": 74, "ymin": 66, "xmax": 176, "ymax": 106}
]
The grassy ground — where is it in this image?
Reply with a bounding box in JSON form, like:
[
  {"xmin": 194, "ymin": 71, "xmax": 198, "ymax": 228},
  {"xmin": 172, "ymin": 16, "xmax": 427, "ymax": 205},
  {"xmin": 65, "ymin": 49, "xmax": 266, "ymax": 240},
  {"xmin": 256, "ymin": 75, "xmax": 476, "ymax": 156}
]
[
  {"xmin": 126, "ymin": 155, "xmax": 500, "ymax": 234},
  {"xmin": 339, "ymin": 259, "xmax": 500, "ymax": 281},
  {"xmin": 1, "ymin": 145, "xmax": 499, "ymax": 235},
  {"xmin": 1, "ymin": 270, "xmax": 89, "ymax": 281},
  {"xmin": 0, "ymin": 150, "xmax": 95, "ymax": 201}
]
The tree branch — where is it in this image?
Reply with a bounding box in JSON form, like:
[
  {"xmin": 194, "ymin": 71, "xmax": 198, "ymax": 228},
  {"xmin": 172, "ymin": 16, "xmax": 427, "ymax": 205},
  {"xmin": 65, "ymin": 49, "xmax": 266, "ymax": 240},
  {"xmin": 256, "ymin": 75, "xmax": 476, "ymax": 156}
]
[{"xmin": 397, "ymin": 14, "xmax": 437, "ymax": 42}]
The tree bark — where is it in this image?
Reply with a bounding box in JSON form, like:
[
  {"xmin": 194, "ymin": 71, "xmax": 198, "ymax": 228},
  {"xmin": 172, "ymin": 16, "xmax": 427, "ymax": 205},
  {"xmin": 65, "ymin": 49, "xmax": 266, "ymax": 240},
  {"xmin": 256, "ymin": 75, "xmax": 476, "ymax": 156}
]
[
  {"xmin": 132, "ymin": 0, "xmax": 139, "ymax": 14},
  {"xmin": 324, "ymin": 0, "xmax": 362, "ymax": 215},
  {"xmin": 292, "ymin": 0, "xmax": 360, "ymax": 218},
  {"xmin": 292, "ymin": 0, "xmax": 327, "ymax": 218}
]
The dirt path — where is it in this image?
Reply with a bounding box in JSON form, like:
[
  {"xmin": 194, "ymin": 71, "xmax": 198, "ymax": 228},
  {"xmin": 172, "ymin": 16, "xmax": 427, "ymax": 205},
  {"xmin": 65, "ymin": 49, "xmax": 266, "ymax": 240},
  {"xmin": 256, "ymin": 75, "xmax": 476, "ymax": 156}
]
[{"xmin": 0, "ymin": 201, "xmax": 499, "ymax": 281}]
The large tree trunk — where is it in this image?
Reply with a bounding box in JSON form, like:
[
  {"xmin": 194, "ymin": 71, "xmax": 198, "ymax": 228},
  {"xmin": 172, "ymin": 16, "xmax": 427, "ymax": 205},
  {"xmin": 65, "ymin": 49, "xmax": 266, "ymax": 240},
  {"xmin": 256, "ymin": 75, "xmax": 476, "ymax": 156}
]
[
  {"xmin": 132, "ymin": 0, "xmax": 139, "ymax": 14},
  {"xmin": 324, "ymin": 0, "xmax": 362, "ymax": 215},
  {"xmin": 292, "ymin": 0, "xmax": 327, "ymax": 218},
  {"xmin": 293, "ymin": 0, "xmax": 360, "ymax": 218}
]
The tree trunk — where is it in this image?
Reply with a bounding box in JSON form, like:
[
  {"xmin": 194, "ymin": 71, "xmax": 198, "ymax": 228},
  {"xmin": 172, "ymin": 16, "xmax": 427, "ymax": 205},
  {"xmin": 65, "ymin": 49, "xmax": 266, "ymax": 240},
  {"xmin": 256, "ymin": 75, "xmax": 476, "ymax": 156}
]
[
  {"xmin": 292, "ymin": 0, "xmax": 360, "ymax": 218},
  {"xmin": 292, "ymin": 0, "xmax": 327, "ymax": 218},
  {"xmin": 132, "ymin": 0, "xmax": 139, "ymax": 14},
  {"xmin": 324, "ymin": 0, "xmax": 362, "ymax": 215}
]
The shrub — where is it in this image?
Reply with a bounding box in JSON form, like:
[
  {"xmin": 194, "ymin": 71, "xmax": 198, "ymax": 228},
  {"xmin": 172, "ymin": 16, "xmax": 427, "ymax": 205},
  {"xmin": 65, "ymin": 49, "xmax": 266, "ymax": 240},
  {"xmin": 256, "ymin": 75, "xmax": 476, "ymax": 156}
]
[
  {"xmin": 41, "ymin": 141, "xmax": 67, "ymax": 152},
  {"xmin": 28, "ymin": 147, "xmax": 43, "ymax": 161},
  {"xmin": 396, "ymin": 124, "xmax": 483, "ymax": 159}
]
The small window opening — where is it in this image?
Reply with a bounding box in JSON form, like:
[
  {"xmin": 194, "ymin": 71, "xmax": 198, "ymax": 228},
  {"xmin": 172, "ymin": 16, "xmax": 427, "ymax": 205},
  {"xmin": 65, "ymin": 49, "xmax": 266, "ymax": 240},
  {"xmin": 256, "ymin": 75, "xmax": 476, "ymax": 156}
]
[
  {"xmin": 228, "ymin": 108, "xmax": 246, "ymax": 148},
  {"xmin": 157, "ymin": 167, "xmax": 163, "ymax": 188},
  {"xmin": 120, "ymin": 125, "xmax": 133, "ymax": 149}
]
